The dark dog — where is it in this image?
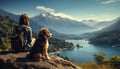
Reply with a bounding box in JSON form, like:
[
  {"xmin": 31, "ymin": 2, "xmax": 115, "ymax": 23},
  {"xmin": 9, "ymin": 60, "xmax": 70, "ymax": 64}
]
[{"xmin": 27, "ymin": 28, "xmax": 52, "ymax": 60}]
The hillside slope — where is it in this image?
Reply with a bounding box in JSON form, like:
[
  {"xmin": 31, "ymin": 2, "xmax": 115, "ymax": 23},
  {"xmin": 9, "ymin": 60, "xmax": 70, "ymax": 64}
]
[
  {"xmin": 0, "ymin": 15, "xmax": 17, "ymax": 51},
  {"xmin": 0, "ymin": 9, "xmax": 19, "ymax": 21},
  {"xmin": 94, "ymin": 17, "xmax": 120, "ymax": 29},
  {"xmin": 89, "ymin": 19, "xmax": 120, "ymax": 46}
]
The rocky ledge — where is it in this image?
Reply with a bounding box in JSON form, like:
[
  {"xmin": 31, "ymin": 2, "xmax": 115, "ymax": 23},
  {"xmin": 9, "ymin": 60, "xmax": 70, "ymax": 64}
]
[{"xmin": 0, "ymin": 52, "xmax": 82, "ymax": 69}]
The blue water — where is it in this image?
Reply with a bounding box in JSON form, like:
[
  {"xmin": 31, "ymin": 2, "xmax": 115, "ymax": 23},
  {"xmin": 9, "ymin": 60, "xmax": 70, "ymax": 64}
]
[{"xmin": 58, "ymin": 40, "xmax": 120, "ymax": 63}]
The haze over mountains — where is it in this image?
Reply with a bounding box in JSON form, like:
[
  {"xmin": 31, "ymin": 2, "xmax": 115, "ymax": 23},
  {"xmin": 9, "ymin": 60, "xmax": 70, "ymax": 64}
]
[
  {"xmin": 0, "ymin": 9, "xmax": 44, "ymax": 34},
  {"xmin": 82, "ymin": 17, "xmax": 120, "ymax": 30},
  {"xmin": 88, "ymin": 18, "xmax": 120, "ymax": 46},
  {"xmin": 0, "ymin": 9, "xmax": 19, "ymax": 21},
  {"xmin": 31, "ymin": 13, "xmax": 95, "ymax": 34},
  {"xmin": 103, "ymin": 19, "xmax": 120, "ymax": 31},
  {"xmin": 0, "ymin": 9, "xmax": 84, "ymax": 39},
  {"xmin": 94, "ymin": 17, "xmax": 120, "ymax": 29},
  {"xmin": 81, "ymin": 16, "xmax": 120, "ymax": 39},
  {"xmin": 0, "ymin": 9, "xmax": 95, "ymax": 34},
  {"xmin": 0, "ymin": 8, "xmax": 119, "ymax": 39},
  {"xmin": 95, "ymin": 17, "xmax": 120, "ymax": 32},
  {"xmin": 82, "ymin": 19, "xmax": 98, "ymax": 26}
]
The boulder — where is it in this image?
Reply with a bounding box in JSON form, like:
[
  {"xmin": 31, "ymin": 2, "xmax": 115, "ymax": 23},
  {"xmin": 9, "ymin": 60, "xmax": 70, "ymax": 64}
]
[{"xmin": 0, "ymin": 51, "xmax": 82, "ymax": 69}]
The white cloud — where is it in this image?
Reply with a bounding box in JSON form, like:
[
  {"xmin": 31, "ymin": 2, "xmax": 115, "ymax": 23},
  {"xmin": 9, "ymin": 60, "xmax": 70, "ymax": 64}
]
[
  {"xmin": 36, "ymin": 6, "xmax": 54, "ymax": 13},
  {"xmin": 101, "ymin": 0, "xmax": 120, "ymax": 4},
  {"xmin": 52, "ymin": 13, "xmax": 77, "ymax": 20},
  {"xmin": 36, "ymin": 6, "xmax": 79, "ymax": 21}
]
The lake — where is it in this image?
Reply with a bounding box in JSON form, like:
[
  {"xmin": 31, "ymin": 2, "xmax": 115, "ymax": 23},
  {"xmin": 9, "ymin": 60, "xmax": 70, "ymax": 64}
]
[{"xmin": 57, "ymin": 40, "xmax": 120, "ymax": 63}]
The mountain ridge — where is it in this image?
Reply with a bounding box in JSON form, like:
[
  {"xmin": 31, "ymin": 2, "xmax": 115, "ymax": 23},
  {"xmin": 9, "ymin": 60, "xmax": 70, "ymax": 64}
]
[
  {"xmin": 31, "ymin": 13, "xmax": 96, "ymax": 34},
  {"xmin": 0, "ymin": 9, "xmax": 19, "ymax": 21},
  {"xmin": 93, "ymin": 17, "xmax": 120, "ymax": 29},
  {"xmin": 88, "ymin": 18, "xmax": 120, "ymax": 46},
  {"xmin": 81, "ymin": 19, "xmax": 98, "ymax": 26},
  {"xmin": 0, "ymin": 9, "xmax": 83, "ymax": 39},
  {"xmin": 81, "ymin": 17, "xmax": 120, "ymax": 38}
]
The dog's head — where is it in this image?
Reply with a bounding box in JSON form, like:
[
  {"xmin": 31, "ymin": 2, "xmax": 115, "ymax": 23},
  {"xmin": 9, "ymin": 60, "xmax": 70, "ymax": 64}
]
[{"xmin": 39, "ymin": 28, "xmax": 52, "ymax": 39}]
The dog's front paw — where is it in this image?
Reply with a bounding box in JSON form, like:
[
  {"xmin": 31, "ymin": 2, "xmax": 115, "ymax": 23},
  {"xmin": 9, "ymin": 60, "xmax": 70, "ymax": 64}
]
[{"xmin": 46, "ymin": 57, "xmax": 51, "ymax": 60}]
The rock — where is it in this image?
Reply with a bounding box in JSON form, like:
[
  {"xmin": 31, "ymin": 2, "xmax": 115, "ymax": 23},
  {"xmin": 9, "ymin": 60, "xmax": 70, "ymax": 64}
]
[{"xmin": 0, "ymin": 51, "xmax": 82, "ymax": 69}]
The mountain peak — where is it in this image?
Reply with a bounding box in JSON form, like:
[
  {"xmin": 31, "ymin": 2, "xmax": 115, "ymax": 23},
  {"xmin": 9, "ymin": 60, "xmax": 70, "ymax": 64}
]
[
  {"xmin": 114, "ymin": 17, "xmax": 120, "ymax": 21},
  {"xmin": 0, "ymin": 52, "xmax": 81, "ymax": 69},
  {"xmin": 82, "ymin": 19, "xmax": 98, "ymax": 26},
  {"xmin": 31, "ymin": 12, "xmax": 95, "ymax": 34},
  {"xmin": 82, "ymin": 19, "xmax": 98, "ymax": 23}
]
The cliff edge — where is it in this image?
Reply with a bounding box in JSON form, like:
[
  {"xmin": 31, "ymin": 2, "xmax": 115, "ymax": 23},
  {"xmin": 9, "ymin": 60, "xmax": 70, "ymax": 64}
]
[{"xmin": 0, "ymin": 52, "xmax": 81, "ymax": 69}]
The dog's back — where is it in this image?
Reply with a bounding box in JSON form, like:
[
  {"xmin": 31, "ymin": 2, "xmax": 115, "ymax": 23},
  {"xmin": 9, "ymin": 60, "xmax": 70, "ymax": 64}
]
[{"xmin": 30, "ymin": 36, "xmax": 46, "ymax": 54}]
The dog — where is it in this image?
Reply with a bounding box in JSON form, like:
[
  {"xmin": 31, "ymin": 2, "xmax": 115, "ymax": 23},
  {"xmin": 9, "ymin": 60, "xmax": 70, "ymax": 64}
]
[{"xmin": 28, "ymin": 28, "xmax": 52, "ymax": 60}]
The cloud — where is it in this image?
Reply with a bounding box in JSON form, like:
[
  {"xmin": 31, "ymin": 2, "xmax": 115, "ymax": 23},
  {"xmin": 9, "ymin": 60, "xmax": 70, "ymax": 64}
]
[
  {"xmin": 36, "ymin": 6, "xmax": 79, "ymax": 21},
  {"xmin": 52, "ymin": 13, "xmax": 77, "ymax": 20},
  {"xmin": 101, "ymin": 0, "xmax": 120, "ymax": 4},
  {"xmin": 36, "ymin": 6, "xmax": 54, "ymax": 13}
]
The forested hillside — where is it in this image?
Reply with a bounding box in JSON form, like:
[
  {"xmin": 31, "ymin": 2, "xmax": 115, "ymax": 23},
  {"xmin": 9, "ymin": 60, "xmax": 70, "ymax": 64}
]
[
  {"xmin": 89, "ymin": 31, "xmax": 120, "ymax": 46},
  {"xmin": 0, "ymin": 16, "xmax": 17, "ymax": 51},
  {"xmin": 89, "ymin": 20, "xmax": 120, "ymax": 46}
]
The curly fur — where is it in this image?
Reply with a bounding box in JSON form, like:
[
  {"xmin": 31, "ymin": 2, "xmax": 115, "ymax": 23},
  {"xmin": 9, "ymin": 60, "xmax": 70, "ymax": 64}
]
[{"xmin": 28, "ymin": 28, "xmax": 52, "ymax": 60}]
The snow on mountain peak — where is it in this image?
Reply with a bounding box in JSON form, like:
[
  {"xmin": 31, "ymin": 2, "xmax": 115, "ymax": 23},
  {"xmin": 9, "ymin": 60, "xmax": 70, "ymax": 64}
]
[{"xmin": 82, "ymin": 19, "xmax": 98, "ymax": 26}]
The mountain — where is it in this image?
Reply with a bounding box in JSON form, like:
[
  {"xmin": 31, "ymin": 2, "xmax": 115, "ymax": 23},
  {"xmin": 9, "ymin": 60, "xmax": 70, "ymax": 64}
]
[
  {"xmin": 0, "ymin": 9, "xmax": 52, "ymax": 37},
  {"xmin": 81, "ymin": 19, "xmax": 98, "ymax": 26},
  {"xmin": 29, "ymin": 19, "xmax": 44, "ymax": 33},
  {"xmin": 88, "ymin": 19, "xmax": 120, "ymax": 46},
  {"xmin": 31, "ymin": 13, "xmax": 95, "ymax": 34},
  {"xmin": 0, "ymin": 9, "xmax": 44, "ymax": 33},
  {"xmin": 95, "ymin": 18, "xmax": 120, "ymax": 32},
  {"xmin": 103, "ymin": 19, "xmax": 120, "ymax": 31},
  {"xmin": 0, "ymin": 9, "xmax": 83, "ymax": 39},
  {"xmin": 81, "ymin": 17, "xmax": 120, "ymax": 39},
  {"xmin": 30, "ymin": 19, "xmax": 82, "ymax": 39},
  {"xmin": 94, "ymin": 17, "xmax": 120, "ymax": 29},
  {"xmin": 0, "ymin": 52, "xmax": 81, "ymax": 69},
  {"xmin": 0, "ymin": 9, "xmax": 19, "ymax": 21}
]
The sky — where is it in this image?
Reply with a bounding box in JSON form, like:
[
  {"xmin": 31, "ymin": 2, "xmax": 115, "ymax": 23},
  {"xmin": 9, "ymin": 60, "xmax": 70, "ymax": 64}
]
[{"xmin": 0, "ymin": 0, "xmax": 120, "ymax": 21}]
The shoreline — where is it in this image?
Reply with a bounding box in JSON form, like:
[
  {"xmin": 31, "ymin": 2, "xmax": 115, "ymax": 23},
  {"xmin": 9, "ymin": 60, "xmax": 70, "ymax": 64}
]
[
  {"xmin": 49, "ymin": 46, "xmax": 76, "ymax": 55},
  {"xmin": 49, "ymin": 51, "xmax": 61, "ymax": 55}
]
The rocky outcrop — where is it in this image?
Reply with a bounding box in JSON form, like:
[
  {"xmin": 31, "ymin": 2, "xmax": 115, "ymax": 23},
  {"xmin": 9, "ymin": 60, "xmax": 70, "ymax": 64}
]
[{"xmin": 0, "ymin": 52, "xmax": 81, "ymax": 69}]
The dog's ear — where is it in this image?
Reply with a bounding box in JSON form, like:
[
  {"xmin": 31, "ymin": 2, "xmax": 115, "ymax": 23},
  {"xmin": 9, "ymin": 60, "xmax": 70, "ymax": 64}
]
[
  {"xmin": 40, "ymin": 28, "xmax": 49, "ymax": 35},
  {"xmin": 41, "ymin": 28, "xmax": 50, "ymax": 33},
  {"xmin": 39, "ymin": 28, "xmax": 52, "ymax": 38},
  {"xmin": 38, "ymin": 28, "xmax": 50, "ymax": 38}
]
